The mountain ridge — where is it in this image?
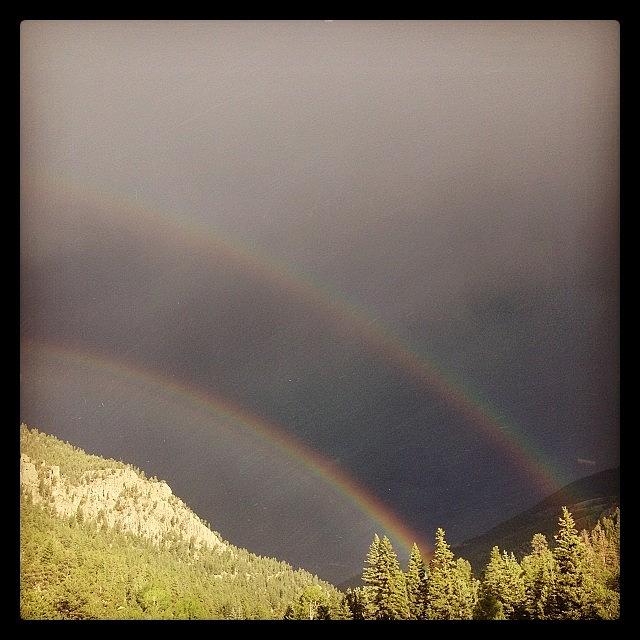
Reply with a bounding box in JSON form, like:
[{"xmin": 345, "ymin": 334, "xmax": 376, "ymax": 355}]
[{"xmin": 452, "ymin": 466, "xmax": 620, "ymax": 572}]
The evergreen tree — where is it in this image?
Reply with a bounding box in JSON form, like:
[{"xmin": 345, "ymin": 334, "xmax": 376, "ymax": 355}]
[
  {"xmin": 326, "ymin": 592, "xmax": 353, "ymax": 620},
  {"xmin": 362, "ymin": 534, "xmax": 382, "ymax": 619},
  {"xmin": 580, "ymin": 512, "xmax": 620, "ymax": 619},
  {"xmin": 379, "ymin": 536, "xmax": 410, "ymax": 620},
  {"xmin": 476, "ymin": 546, "xmax": 525, "ymax": 619},
  {"xmin": 425, "ymin": 528, "xmax": 457, "ymax": 619},
  {"xmin": 452, "ymin": 557, "xmax": 478, "ymax": 619},
  {"xmin": 587, "ymin": 510, "xmax": 620, "ymax": 593},
  {"xmin": 521, "ymin": 533, "xmax": 555, "ymax": 619},
  {"xmin": 503, "ymin": 552, "xmax": 526, "ymax": 617},
  {"xmin": 549, "ymin": 507, "xmax": 592, "ymax": 619},
  {"xmin": 20, "ymin": 489, "xmax": 341, "ymax": 621},
  {"xmin": 477, "ymin": 547, "xmax": 503, "ymax": 610},
  {"xmin": 361, "ymin": 534, "xmax": 410, "ymax": 619},
  {"xmin": 405, "ymin": 543, "xmax": 429, "ymax": 619},
  {"xmin": 20, "ymin": 423, "xmax": 621, "ymax": 621}
]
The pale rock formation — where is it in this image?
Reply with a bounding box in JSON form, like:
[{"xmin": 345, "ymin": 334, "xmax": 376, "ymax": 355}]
[{"xmin": 20, "ymin": 453, "xmax": 224, "ymax": 553}]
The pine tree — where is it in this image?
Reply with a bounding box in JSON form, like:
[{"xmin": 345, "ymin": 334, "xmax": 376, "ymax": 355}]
[
  {"xmin": 453, "ymin": 557, "xmax": 478, "ymax": 619},
  {"xmin": 362, "ymin": 534, "xmax": 382, "ymax": 619},
  {"xmin": 549, "ymin": 507, "xmax": 592, "ymax": 619},
  {"xmin": 587, "ymin": 510, "xmax": 620, "ymax": 593},
  {"xmin": 405, "ymin": 543, "xmax": 429, "ymax": 619},
  {"xmin": 474, "ymin": 546, "xmax": 524, "ymax": 619},
  {"xmin": 425, "ymin": 528, "xmax": 457, "ymax": 619},
  {"xmin": 503, "ymin": 551, "xmax": 526, "ymax": 617},
  {"xmin": 478, "ymin": 547, "xmax": 503, "ymax": 599},
  {"xmin": 327, "ymin": 592, "xmax": 353, "ymax": 620},
  {"xmin": 361, "ymin": 534, "xmax": 410, "ymax": 619},
  {"xmin": 379, "ymin": 536, "xmax": 410, "ymax": 619},
  {"xmin": 521, "ymin": 533, "xmax": 555, "ymax": 619},
  {"xmin": 580, "ymin": 511, "xmax": 620, "ymax": 619}
]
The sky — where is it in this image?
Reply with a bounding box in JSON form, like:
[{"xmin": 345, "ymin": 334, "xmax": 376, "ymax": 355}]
[{"xmin": 20, "ymin": 20, "xmax": 619, "ymax": 583}]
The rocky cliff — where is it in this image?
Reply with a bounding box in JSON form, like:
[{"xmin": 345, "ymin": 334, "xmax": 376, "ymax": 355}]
[{"xmin": 20, "ymin": 425, "xmax": 224, "ymax": 553}]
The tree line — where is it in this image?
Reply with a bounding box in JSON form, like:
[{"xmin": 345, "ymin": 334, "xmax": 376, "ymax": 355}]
[
  {"xmin": 20, "ymin": 490, "xmax": 341, "ymax": 620},
  {"xmin": 285, "ymin": 506, "xmax": 620, "ymax": 620}
]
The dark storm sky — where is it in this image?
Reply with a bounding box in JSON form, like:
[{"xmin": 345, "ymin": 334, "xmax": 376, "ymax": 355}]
[{"xmin": 20, "ymin": 21, "xmax": 619, "ymax": 583}]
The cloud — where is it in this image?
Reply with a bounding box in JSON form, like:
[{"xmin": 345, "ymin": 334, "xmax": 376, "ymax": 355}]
[{"xmin": 577, "ymin": 458, "xmax": 597, "ymax": 466}]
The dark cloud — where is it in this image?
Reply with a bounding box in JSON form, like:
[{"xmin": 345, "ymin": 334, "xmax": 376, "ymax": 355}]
[{"xmin": 21, "ymin": 21, "xmax": 619, "ymax": 581}]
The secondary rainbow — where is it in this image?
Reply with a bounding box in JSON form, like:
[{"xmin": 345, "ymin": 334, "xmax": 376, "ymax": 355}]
[
  {"xmin": 23, "ymin": 338, "xmax": 432, "ymax": 557},
  {"xmin": 22, "ymin": 170, "xmax": 563, "ymax": 495}
]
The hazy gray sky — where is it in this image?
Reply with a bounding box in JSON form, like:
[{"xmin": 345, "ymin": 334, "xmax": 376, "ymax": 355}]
[{"xmin": 21, "ymin": 21, "xmax": 619, "ymax": 582}]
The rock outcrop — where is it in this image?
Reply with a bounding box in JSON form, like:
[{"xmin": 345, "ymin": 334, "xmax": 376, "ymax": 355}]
[{"xmin": 20, "ymin": 452, "xmax": 224, "ymax": 552}]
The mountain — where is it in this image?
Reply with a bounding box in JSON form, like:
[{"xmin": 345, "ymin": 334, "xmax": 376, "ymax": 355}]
[
  {"xmin": 19, "ymin": 424, "xmax": 340, "ymax": 619},
  {"xmin": 453, "ymin": 467, "xmax": 620, "ymax": 573}
]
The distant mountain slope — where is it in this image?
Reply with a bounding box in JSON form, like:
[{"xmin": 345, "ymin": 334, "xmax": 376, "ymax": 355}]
[
  {"xmin": 338, "ymin": 467, "xmax": 620, "ymax": 590},
  {"xmin": 19, "ymin": 424, "xmax": 338, "ymax": 619},
  {"xmin": 453, "ymin": 467, "xmax": 620, "ymax": 572}
]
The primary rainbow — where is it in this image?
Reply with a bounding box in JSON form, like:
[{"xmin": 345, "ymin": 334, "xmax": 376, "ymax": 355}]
[
  {"xmin": 23, "ymin": 338, "xmax": 432, "ymax": 558},
  {"xmin": 22, "ymin": 170, "xmax": 562, "ymax": 497}
]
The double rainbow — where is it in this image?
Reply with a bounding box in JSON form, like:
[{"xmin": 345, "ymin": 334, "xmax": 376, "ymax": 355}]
[{"xmin": 21, "ymin": 170, "xmax": 563, "ymax": 556}]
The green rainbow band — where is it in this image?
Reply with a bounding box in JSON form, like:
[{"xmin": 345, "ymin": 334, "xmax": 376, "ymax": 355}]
[
  {"xmin": 22, "ymin": 170, "xmax": 562, "ymax": 497},
  {"xmin": 22, "ymin": 339, "xmax": 432, "ymax": 558}
]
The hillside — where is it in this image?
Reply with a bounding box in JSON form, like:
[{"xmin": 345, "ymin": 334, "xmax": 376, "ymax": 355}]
[
  {"xmin": 453, "ymin": 467, "xmax": 620, "ymax": 572},
  {"xmin": 19, "ymin": 424, "xmax": 340, "ymax": 619}
]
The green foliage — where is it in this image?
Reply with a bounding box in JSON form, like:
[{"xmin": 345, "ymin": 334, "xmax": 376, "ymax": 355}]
[
  {"xmin": 520, "ymin": 533, "xmax": 555, "ymax": 619},
  {"xmin": 283, "ymin": 584, "xmax": 344, "ymax": 620},
  {"xmin": 405, "ymin": 543, "xmax": 429, "ymax": 619},
  {"xmin": 345, "ymin": 587, "xmax": 366, "ymax": 620},
  {"xmin": 136, "ymin": 584, "xmax": 171, "ymax": 616},
  {"xmin": 425, "ymin": 528, "xmax": 476, "ymax": 619},
  {"xmin": 474, "ymin": 591, "xmax": 506, "ymax": 620},
  {"xmin": 474, "ymin": 546, "xmax": 525, "ymax": 619},
  {"xmin": 453, "ymin": 557, "xmax": 479, "ymax": 619},
  {"xmin": 519, "ymin": 508, "xmax": 620, "ymax": 620},
  {"xmin": 174, "ymin": 595, "xmax": 207, "ymax": 620},
  {"xmin": 325, "ymin": 592, "xmax": 353, "ymax": 620},
  {"xmin": 548, "ymin": 507, "xmax": 593, "ymax": 619},
  {"xmin": 361, "ymin": 535, "xmax": 410, "ymax": 619},
  {"xmin": 585, "ymin": 509, "xmax": 620, "ymax": 591},
  {"xmin": 20, "ymin": 495, "xmax": 339, "ymax": 619},
  {"xmin": 425, "ymin": 528, "xmax": 454, "ymax": 619},
  {"xmin": 579, "ymin": 508, "xmax": 620, "ymax": 619}
]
